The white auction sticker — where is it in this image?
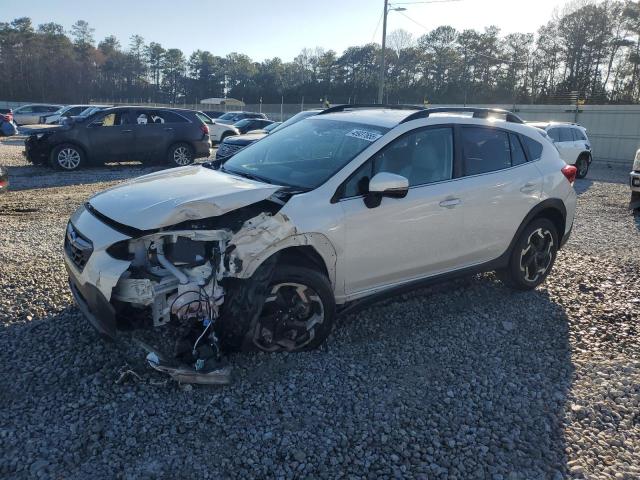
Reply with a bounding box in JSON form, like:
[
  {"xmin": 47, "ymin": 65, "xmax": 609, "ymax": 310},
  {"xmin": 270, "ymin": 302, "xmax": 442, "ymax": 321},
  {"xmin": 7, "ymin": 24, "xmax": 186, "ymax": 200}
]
[{"xmin": 346, "ymin": 129, "xmax": 383, "ymax": 142}]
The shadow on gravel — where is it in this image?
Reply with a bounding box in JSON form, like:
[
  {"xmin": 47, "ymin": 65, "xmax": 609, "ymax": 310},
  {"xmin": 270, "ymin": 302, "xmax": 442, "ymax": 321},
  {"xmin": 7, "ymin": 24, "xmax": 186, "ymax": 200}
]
[
  {"xmin": 0, "ymin": 274, "xmax": 574, "ymax": 478},
  {"xmin": 573, "ymin": 178, "xmax": 593, "ymax": 195}
]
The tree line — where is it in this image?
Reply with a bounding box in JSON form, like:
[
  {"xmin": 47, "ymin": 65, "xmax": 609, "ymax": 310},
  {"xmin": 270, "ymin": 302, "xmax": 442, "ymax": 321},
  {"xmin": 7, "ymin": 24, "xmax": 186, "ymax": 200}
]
[{"xmin": 2, "ymin": 1, "xmax": 640, "ymax": 106}]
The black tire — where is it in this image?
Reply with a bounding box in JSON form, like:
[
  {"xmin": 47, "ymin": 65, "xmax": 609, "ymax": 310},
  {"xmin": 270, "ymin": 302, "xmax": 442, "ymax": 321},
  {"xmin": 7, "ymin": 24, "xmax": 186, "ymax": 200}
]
[
  {"xmin": 219, "ymin": 132, "xmax": 232, "ymax": 143},
  {"xmin": 167, "ymin": 143, "xmax": 194, "ymax": 167},
  {"xmin": 575, "ymin": 155, "xmax": 590, "ymax": 179},
  {"xmin": 499, "ymin": 218, "xmax": 558, "ymax": 290},
  {"xmin": 50, "ymin": 144, "xmax": 85, "ymax": 171},
  {"xmin": 218, "ymin": 261, "xmax": 336, "ymax": 353}
]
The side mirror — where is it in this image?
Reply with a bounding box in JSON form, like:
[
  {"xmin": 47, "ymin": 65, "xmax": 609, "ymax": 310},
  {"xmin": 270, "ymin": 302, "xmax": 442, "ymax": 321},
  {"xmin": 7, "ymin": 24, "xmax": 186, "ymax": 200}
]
[{"xmin": 365, "ymin": 172, "xmax": 409, "ymax": 208}]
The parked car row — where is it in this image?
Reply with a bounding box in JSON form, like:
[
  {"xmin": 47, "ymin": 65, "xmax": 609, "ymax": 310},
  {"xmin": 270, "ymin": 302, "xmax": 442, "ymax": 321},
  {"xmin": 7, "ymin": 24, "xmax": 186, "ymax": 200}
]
[{"xmin": 216, "ymin": 109, "xmax": 320, "ymax": 161}]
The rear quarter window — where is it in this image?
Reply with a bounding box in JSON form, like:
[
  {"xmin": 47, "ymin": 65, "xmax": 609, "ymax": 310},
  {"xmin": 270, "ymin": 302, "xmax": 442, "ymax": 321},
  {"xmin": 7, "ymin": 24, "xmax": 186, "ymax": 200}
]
[
  {"xmin": 522, "ymin": 135, "xmax": 543, "ymax": 161},
  {"xmin": 157, "ymin": 111, "xmax": 188, "ymax": 123}
]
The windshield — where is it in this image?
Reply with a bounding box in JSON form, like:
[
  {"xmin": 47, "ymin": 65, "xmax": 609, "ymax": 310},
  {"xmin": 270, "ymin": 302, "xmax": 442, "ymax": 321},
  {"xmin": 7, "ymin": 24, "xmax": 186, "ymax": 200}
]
[
  {"xmin": 222, "ymin": 118, "xmax": 389, "ymax": 190},
  {"xmin": 271, "ymin": 110, "xmax": 319, "ymax": 133}
]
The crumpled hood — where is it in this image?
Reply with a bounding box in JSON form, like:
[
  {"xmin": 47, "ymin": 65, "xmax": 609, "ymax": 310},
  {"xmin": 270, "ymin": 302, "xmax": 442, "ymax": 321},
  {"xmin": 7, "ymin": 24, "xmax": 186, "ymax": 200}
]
[{"xmin": 89, "ymin": 166, "xmax": 282, "ymax": 230}]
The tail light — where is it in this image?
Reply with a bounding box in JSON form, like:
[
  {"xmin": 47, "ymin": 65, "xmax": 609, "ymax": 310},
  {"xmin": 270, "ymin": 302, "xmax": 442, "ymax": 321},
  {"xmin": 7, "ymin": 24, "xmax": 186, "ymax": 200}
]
[
  {"xmin": 561, "ymin": 165, "xmax": 577, "ymax": 185},
  {"xmin": 200, "ymin": 124, "xmax": 209, "ymax": 135}
]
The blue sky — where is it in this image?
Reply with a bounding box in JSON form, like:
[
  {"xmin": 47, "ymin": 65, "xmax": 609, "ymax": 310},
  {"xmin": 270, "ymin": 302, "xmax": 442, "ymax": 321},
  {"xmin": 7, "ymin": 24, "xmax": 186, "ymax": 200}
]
[{"xmin": 3, "ymin": 0, "xmax": 566, "ymax": 60}]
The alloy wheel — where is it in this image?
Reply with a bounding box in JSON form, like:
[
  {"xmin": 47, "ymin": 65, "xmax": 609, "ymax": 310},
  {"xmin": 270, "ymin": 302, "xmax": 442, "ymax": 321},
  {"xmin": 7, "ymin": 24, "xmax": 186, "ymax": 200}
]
[
  {"xmin": 57, "ymin": 148, "xmax": 81, "ymax": 170},
  {"xmin": 519, "ymin": 228, "xmax": 554, "ymax": 283},
  {"xmin": 173, "ymin": 146, "xmax": 192, "ymax": 166},
  {"xmin": 253, "ymin": 282, "xmax": 325, "ymax": 352}
]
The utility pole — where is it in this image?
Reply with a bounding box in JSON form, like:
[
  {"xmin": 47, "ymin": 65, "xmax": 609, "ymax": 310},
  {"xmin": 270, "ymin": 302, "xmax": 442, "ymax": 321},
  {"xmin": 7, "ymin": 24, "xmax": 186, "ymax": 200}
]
[{"xmin": 377, "ymin": 0, "xmax": 389, "ymax": 104}]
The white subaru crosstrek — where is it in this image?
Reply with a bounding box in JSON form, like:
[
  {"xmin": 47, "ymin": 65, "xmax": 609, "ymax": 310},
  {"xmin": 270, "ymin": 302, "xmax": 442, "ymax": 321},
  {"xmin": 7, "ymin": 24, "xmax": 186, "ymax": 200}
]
[
  {"xmin": 527, "ymin": 121, "xmax": 592, "ymax": 178},
  {"xmin": 64, "ymin": 106, "xmax": 577, "ymax": 382}
]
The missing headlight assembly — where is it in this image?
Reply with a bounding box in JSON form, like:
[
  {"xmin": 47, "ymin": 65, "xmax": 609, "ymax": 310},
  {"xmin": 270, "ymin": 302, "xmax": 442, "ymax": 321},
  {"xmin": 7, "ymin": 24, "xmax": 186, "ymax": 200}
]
[{"xmin": 105, "ymin": 212, "xmax": 296, "ymax": 384}]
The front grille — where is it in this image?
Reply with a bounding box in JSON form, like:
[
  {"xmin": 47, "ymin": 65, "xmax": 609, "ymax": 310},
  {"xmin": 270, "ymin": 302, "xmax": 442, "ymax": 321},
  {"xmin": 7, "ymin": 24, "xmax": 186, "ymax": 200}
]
[
  {"xmin": 216, "ymin": 143, "xmax": 245, "ymax": 159},
  {"xmin": 64, "ymin": 222, "xmax": 93, "ymax": 272}
]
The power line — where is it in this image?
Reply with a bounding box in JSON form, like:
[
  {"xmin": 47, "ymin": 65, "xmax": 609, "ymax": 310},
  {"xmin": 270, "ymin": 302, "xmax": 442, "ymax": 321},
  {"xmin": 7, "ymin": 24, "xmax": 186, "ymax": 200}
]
[
  {"xmin": 393, "ymin": 9, "xmax": 528, "ymax": 65},
  {"xmin": 371, "ymin": 9, "xmax": 384, "ymax": 44}
]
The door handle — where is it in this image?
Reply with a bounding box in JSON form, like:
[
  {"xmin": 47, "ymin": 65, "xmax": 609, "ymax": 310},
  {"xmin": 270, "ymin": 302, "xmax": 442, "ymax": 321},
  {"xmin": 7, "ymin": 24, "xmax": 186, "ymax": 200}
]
[
  {"xmin": 520, "ymin": 182, "xmax": 537, "ymax": 193},
  {"xmin": 164, "ymin": 127, "xmax": 174, "ymax": 131},
  {"xmin": 439, "ymin": 197, "xmax": 461, "ymax": 208},
  {"xmin": 121, "ymin": 129, "xmax": 132, "ymax": 134}
]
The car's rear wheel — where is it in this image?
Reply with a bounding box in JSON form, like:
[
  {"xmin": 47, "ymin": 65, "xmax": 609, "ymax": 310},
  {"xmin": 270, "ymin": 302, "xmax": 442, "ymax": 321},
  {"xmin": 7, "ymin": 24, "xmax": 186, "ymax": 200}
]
[
  {"xmin": 575, "ymin": 155, "xmax": 590, "ymax": 179},
  {"xmin": 50, "ymin": 144, "xmax": 85, "ymax": 171},
  {"xmin": 167, "ymin": 143, "xmax": 194, "ymax": 167},
  {"xmin": 500, "ymin": 218, "xmax": 558, "ymax": 290},
  {"xmin": 248, "ymin": 265, "xmax": 335, "ymax": 352}
]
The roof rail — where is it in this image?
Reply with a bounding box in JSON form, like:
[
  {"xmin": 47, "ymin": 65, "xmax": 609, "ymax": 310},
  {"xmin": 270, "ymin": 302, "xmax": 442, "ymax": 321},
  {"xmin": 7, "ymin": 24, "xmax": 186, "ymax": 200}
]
[
  {"xmin": 318, "ymin": 103, "xmax": 426, "ymax": 115},
  {"xmin": 400, "ymin": 107, "xmax": 524, "ymax": 124}
]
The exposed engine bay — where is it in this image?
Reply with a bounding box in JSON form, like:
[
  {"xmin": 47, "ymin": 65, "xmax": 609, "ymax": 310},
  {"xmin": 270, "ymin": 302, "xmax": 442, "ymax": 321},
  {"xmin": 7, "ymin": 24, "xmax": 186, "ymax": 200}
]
[{"xmin": 108, "ymin": 209, "xmax": 296, "ymax": 385}]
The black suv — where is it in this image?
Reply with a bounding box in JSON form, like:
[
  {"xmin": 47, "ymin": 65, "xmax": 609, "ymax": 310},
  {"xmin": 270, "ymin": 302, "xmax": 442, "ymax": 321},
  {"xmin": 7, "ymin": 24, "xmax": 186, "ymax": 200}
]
[{"xmin": 24, "ymin": 107, "xmax": 212, "ymax": 170}]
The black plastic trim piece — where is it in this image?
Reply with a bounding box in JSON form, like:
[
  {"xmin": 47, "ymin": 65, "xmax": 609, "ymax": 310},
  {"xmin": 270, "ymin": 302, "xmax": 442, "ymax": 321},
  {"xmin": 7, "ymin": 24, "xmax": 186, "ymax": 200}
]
[
  {"xmin": 317, "ymin": 104, "xmax": 426, "ymax": 115},
  {"xmin": 401, "ymin": 107, "xmax": 524, "ymax": 125}
]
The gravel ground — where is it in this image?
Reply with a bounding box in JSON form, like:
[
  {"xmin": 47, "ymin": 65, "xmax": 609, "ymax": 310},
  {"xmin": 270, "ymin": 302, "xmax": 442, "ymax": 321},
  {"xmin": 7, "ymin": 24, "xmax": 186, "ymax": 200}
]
[{"xmin": 1, "ymin": 138, "xmax": 639, "ymax": 479}]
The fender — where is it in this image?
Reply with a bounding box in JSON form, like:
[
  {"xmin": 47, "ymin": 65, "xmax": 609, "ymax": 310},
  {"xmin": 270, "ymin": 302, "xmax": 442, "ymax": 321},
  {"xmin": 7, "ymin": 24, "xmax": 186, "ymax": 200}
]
[{"xmin": 234, "ymin": 232, "xmax": 338, "ymax": 289}]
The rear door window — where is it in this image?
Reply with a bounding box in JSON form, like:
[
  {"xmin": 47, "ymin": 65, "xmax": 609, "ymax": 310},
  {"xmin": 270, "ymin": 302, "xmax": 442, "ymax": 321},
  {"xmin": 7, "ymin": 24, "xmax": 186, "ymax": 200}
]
[
  {"xmin": 559, "ymin": 128, "xmax": 573, "ymax": 142},
  {"xmin": 93, "ymin": 111, "xmax": 130, "ymax": 127},
  {"xmin": 547, "ymin": 128, "xmax": 560, "ymax": 142},
  {"xmin": 461, "ymin": 127, "xmax": 511, "ymax": 175}
]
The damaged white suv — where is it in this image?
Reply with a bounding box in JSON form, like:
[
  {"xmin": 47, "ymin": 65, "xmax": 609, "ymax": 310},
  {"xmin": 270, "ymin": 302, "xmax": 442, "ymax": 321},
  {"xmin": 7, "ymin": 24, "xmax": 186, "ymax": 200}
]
[{"xmin": 65, "ymin": 106, "xmax": 577, "ymax": 381}]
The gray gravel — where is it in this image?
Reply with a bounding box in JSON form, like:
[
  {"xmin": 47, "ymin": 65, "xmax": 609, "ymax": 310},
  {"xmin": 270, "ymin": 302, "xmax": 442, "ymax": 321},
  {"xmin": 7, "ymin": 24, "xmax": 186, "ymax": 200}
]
[{"xmin": 1, "ymin": 139, "xmax": 639, "ymax": 479}]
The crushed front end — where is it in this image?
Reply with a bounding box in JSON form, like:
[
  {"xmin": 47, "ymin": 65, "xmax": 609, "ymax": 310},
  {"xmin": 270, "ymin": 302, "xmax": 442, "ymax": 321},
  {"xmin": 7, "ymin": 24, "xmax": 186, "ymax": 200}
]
[{"xmin": 64, "ymin": 197, "xmax": 293, "ymax": 384}]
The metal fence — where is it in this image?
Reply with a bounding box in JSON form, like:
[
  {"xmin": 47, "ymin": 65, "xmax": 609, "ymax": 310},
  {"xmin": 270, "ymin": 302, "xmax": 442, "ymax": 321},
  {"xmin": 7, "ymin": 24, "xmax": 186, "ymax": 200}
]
[{"xmin": 2, "ymin": 99, "xmax": 637, "ymax": 166}]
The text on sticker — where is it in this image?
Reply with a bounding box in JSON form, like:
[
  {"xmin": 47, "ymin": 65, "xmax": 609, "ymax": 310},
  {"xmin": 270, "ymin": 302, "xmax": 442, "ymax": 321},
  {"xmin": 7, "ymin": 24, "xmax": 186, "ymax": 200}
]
[{"xmin": 346, "ymin": 129, "xmax": 383, "ymax": 142}]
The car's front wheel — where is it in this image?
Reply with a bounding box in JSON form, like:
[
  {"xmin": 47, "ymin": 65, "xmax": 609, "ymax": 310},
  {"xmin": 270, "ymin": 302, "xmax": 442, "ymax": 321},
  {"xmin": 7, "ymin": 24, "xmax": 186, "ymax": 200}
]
[
  {"xmin": 249, "ymin": 265, "xmax": 336, "ymax": 352},
  {"xmin": 50, "ymin": 144, "xmax": 85, "ymax": 170},
  {"xmin": 167, "ymin": 143, "xmax": 194, "ymax": 167},
  {"xmin": 500, "ymin": 218, "xmax": 558, "ymax": 290}
]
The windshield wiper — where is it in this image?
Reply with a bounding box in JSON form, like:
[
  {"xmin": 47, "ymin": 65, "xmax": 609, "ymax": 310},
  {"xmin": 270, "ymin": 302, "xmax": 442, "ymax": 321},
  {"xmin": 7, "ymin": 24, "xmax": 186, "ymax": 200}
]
[{"xmin": 220, "ymin": 165, "xmax": 273, "ymax": 184}]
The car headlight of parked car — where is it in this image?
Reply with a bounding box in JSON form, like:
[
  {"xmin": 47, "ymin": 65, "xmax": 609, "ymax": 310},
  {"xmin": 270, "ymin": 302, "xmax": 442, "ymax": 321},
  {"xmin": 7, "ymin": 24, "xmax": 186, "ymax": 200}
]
[{"xmin": 633, "ymin": 150, "xmax": 640, "ymax": 171}]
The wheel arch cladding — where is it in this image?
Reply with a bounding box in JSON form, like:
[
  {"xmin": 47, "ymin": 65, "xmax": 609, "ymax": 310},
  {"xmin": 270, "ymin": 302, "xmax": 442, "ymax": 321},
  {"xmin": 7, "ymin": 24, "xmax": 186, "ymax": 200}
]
[
  {"xmin": 276, "ymin": 245, "xmax": 330, "ymax": 279},
  {"xmin": 232, "ymin": 231, "xmax": 338, "ymax": 290},
  {"xmin": 506, "ymin": 199, "xmax": 567, "ymax": 258}
]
